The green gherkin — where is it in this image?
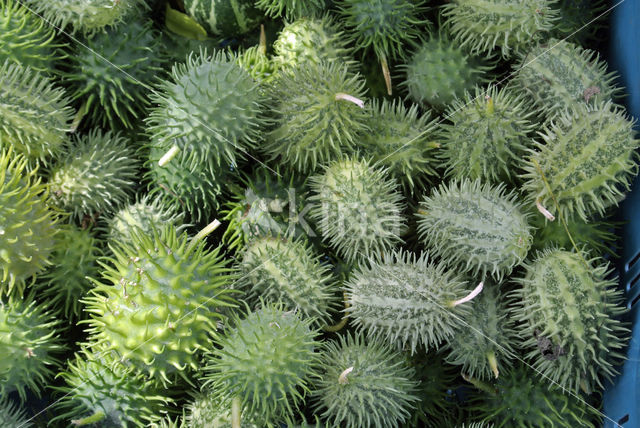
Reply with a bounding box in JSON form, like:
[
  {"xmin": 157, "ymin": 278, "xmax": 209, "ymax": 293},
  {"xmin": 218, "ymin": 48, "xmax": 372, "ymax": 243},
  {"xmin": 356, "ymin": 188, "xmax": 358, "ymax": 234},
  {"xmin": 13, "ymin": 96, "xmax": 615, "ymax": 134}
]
[
  {"xmin": 309, "ymin": 158, "xmax": 405, "ymax": 263},
  {"xmin": 0, "ymin": 61, "xmax": 74, "ymax": 165},
  {"xmin": 346, "ymin": 250, "xmax": 475, "ymax": 353},
  {"xmin": 63, "ymin": 17, "xmax": 163, "ymax": 129},
  {"xmin": 511, "ymin": 249, "xmax": 629, "ymax": 393},
  {"xmin": 84, "ymin": 224, "xmax": 237, "ymax": 385},
  {"xmin": 312, "ymin": 332, "xmax": 419, "ymax": 428},
  {"xmin": 0, "ymin": 396, "xmax": 31, "ymax": 427},
  {"xmin": 521, "ymin": 101, "xmax": 640, "ymax": 222},
  {"xmin": 256, "ymin": 0, "xmax": 325, "ymax": 20},
  {"xmin": 439, "ymin": 85, "xmax": 536, "ymax": 183},
  {"xmin": 264, "ymin": 61, "xmax": 368, "ymax": 172},
  {"xmin": 416, "ymin": 179, "xmax": 532, "ymax": 281},
  {"xmin": 48, "ymin": 130, "xmax": 138, "ymax": 222},
  {"xmin": 0, "ymin": 294, "xmax": 63, "ymax": 401},
  {"xmin": 202, "ymin": 304, "xmax": 320, "ymax": 426},
  {"xmin": 0, "ymin": 148, "xmax": 58, "ymax": 295}
]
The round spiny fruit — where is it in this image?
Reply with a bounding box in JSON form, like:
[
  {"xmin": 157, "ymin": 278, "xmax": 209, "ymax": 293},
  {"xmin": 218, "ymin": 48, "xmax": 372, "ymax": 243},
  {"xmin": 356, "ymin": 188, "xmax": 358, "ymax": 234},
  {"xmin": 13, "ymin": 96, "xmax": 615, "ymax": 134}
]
[
  {"xmin": 48, "ymin": 130, "xmax": 138, "ymax": 222},
  {"xmin": 0, "ymin": 395, "xmax": 31, "ymax": 427},
  {"xmin": 236, "ymin": 44, "xmax": 278, "ymax": 85},
  {"xmin": 0, "ymin": 61, "xmax": 74, "ymax": 166},
  {"xmin": 34, "ymin": 224, "xmax": 101, "ymax": 320},
  {"xmin": 201, "ymin": 304, "xmax": 320, "ymax": 426},
  {"xmin": 345, "ymin": 250, "xmax": 475, "ymax": 353},
  {"xmin": 63, "ymin": 16, "xmax": 163, "ymax": 129},
  {"xmin": 441, "ymin": 0, "xmax": 559, "ymax": 58},
  {"xmin": 188, "ymin": 393, "xmax": 259, "ymax": 427},
  {"xmin": 511, "ymin": 38, "xmax": 619, "ymax": 119},
  {"xmin": 237, "ymin": 236, "xmax": 338, "ymax": 325},
  {"xmin": 0, "ymin": 294, "xmax": 63, "ymax": 401},
  {"xmin": 52, "ymin": 345, "xmax": 172, "ymax": 427},
  {"xmin": 264, "ymin": 61, "xmax": 368, "ymax": 172},
  {"xmin": 439, "ymin": 85, "xmax": 536, "ymax": 184},
  {"xmin": 84, "ymin": 224, "xmax": 237, "ymax": 385},
  {"xmin": 312, "ymin": 331, "xmax": 419, "ymax": 428},
  {"xmin": 416, "ymin": 179, "xmax": 532, "ymax": 281},
  {"xmin": 511, "ymin": 249, "xmax": 629, "ymax": 393},
  {"xmin": 359, "ymin": 99, "xmax": 440, "ymax": 193},
  {"xmin": 183, "ymin": 0, "xmax": 262, "ymax": 37},
  {"xmin": 0, "ymin": 148, "xmax": 58, "ymax": 295},
  {"xmin": 256, "ymin": 0, "xmax": 325, "ymax": 20},
  {"xmin": 309, "ymin": 158, "xmax": 405, "ymax": 263},
  {"xmin": 444, "ymin": 283, "xmax": 518, "ymax": 380},
  {"xmin": 521, "ymin": 101, "xmax": 639, "ymax": 223}
]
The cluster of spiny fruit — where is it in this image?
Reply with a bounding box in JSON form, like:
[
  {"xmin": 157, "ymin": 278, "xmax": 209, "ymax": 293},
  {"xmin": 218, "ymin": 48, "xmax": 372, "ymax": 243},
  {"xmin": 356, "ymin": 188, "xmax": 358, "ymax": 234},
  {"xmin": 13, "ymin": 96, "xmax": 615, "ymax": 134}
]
[{"xmin": 0, "ymin": 0, "xmax": 637, "ymax": 426}]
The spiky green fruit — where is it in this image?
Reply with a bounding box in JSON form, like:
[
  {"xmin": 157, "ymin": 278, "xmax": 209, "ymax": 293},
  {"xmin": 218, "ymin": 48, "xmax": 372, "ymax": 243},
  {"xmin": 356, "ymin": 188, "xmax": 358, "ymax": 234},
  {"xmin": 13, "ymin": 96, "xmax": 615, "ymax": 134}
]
[
  {"xmin": 521, "ymin": 101, "xmax": 640, "ymax": 222},
  {"xmin": 530, "ymin": 214, "xmax": 618, "ymax": 256},
  {"xmin": 553, "ymin": 0, "xmax": 606, "ymax": 43},
  {"xmin": 0, "ymin": 295, "xmax": 63, "ymax": 401},
  {"xmin": 312, "ymin": 331, "xmax": 419, "ymax": 428},
  {"xmin": 183, "ymin": 0, "xmax": 262, "ymax": 36},
  {"xmin": 256, "ymin": 0, "xmax": 324, "ymax": 20},
  {"xmin": 237, "ymin": 236, "xmax": 337, "ymax": 324},
  {"xmin": 511, "ymin": 249, "xmax": 628, "ymax": 393},
  {"xmin": 34, "ymin": 225, "xmax": 101, "ymax": 320},
  {"xmin": 309, "ymin": 158, "xmax": 405, "ymax": 263},
  {"xmin": 0, "ymin": 61, "xmax": 74, "ymax": 165},
  {"xmin": 84, "ymin": 224, "xmax": 237, "ymax": 384},
  {"xmin": 48, "ymin": 130, "xmax": 138, "ymax": 222},
  {"xmin": 439, "ymin": 85, "xmax": 536, "ymax": 183},
  {"xmin": 401, "ymin": 34, "xmax": 491, "ymax": 110},
  {"xmin": 416, "ymin": 180, "xmax": 532, "ymax": 281},
  {"xmin": 442, "ymin": 0, "xmax": 559, "ymax": 58},
  {"xmin": 264, "ymin": 61, "xmax": 368, "ymax": 172},
  {"xmin": 444, "ymin": 284, "xmax": 517, "ymax": 380},
  {"xmin": 63, "ymin": 17, "xmax": 163, "ymax": 129},
  {"xmin": 202, "ymin": 304, "xmax": 320, "ymax": 426},
  {"xmin": 0, "ymin": 396, "xmax": 31, "ymax": 428},
  {"xmin": 0, "ymin": 148, "xmax": 58, "ymax": 295},
  {"xmin": 236, "ymin": 45, "xmax": 278, "ymax": 85},
  {"xmin": 346, "ymin": 250, "xmax": 474, "ymax": 353},
  {"xmin": 359, "ymin": 99, "xmax": 440, "ymax": 193},
  {"xmin": 187, "ymin": 393, "xmax": 258, "ymax": 428},
  {"xmin": 511, "ymin": 39, "xmax": 618, "ymax": 119}
]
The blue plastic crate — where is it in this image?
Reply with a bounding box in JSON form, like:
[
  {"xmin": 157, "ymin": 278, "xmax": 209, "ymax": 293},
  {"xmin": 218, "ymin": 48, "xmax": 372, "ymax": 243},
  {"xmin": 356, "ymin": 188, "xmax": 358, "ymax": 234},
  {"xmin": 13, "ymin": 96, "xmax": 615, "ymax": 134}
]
[{"xmin": 602, "ymin": 0, "xmax": 640, "ymax": 426}]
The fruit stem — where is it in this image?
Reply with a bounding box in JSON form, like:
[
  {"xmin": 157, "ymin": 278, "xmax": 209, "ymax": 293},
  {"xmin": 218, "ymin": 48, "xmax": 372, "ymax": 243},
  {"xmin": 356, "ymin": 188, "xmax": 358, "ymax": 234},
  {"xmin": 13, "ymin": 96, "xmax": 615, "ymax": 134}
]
[
  {"xmin": 485, "ymin": 95, "xmax": 494, "ymax": 115},
  {"xmin": 72, "ymin": 411, "xmax": 106, "ymax": 426},
  {"xmin": 71, "ymin": 100, "xmax": 88, "ymax": 133},
  {"xmin": 335, "ymin": 93, "xmax": 364, "ymax": 108},
  {"xmin": 462, "ymin": 372, "xmax": 497, "ymax": 395},
  {"xmin": 535, "ymin": 198, "xmax": 555, "ymax": 221},
  {"xmin": 186, "ymin": 219, "xmax": 222, "ymax": 253},
  {"xmin": 487, "ymin": 351, "xmax": 499, "ymax": 378},
  {"xmin": 380, "ymin": 54, "xmax": 392, "ymax": 95},
  {"xmin": 450, "ymin": 282, "xmax": 483, "ymax": 307},
  {"xmin": 259, "ymin": 24, "xmax": 267, "ymax": 55},
  {"xmin": 158, "ymin": 145, "xmax": 180, "ymax": 167},
  {"xmin": 338, "ymin": 366, "xmax": 354, "ymax": 384},
  {"xmin": 324, "ymin": 290, "xmax": 350, "ymax": 332},
  {"xmin": 231, "ymin": 396, "xmax": 242, "ymax": 428}
]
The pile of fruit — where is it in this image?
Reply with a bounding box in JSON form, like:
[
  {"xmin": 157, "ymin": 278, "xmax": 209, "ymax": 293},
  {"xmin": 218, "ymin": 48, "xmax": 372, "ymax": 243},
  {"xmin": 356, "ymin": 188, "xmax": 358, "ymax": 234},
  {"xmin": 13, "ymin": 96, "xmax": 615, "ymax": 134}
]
[{"xmin": 1, "ymin": 0, "xmax": 637, "ymax": 426}]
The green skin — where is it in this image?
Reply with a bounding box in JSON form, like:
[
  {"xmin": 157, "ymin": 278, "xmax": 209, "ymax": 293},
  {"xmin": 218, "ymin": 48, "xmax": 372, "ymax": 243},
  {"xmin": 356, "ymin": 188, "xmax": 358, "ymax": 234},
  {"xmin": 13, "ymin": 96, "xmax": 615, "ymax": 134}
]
[
  {"xmin": 256, "ymin": 0, "xmax": 325, "ymax": 20},
  {"xmin": 188, "ymin": 393, "xmax": 259, "ymax": 428},
  {"xmin": 0, "ymin": 395, "xmax": 31, "ymax": 427},
  {"xmin": 184, "ymin": 0, "xmax": 262, "ymax": 36}
]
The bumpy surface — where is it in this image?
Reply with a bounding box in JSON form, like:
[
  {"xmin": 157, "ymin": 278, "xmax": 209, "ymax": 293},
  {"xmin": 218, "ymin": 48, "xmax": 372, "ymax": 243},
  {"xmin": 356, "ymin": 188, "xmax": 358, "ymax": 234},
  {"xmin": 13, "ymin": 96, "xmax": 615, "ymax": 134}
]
[
  {"xmin": 0, "ymin": 149, "xmax": 58, "ymax": 295},
  {"xmin": 442, "ymin": 0, "xmax": 559, "ymax": 58},
  {"xmin": 236, "ymin": 45, "xmax": 278, "ymax": 85},
  {"xmin": 309, "ymin": 158, "xmax": 405, "ymax": 263},
  {"xmin": 312, "ymin": 332, "xmax": 419, "ymax": 428},
  {"xmin": 416, "ymin": 180, "xmax": 532, "ymax": 281},
  {"xmin": 0, "ymin": 61, "xmax": 74, "ymax": 165},
  {"xmin": 512, "ymin": 249, "xmax": 628, "ymax": 393},
  {"xmin": 530, "ymin": 214, "xmax": 618, "ymax": 256},
  {"xmin": 0, "ymin": 396, "xmax": 32, "ymax": 427},
  {"xmin": 521, "ymin": 101, "xmax": 640, "ymax": 222},
  {"xmin": 264, "ymin": 61, "xmax": 368, "ymax": 172},
  {"xmin": 202, "ymin": 305, "xmax": 319, "ymax": 425},
  {"xmin": 84, "ymin": 225, "xmax": 237, "ymax": 384},
  {"xmin": 184, "ymin": 0, "xmax": 262, "ymax": 36},
  {"xmin": 0, "ymin": 295, "xmax": 63, "ymax": 401},
  {"xmin": 256, "ymin": 0, "xmax": 325, "ymax": 20},
  {"xmin": 188, "ymin": 393, "xmax": 259, "ymax": 427},
  {"xmin": 345, "ymin": 250, "xmax": 473, "ymax": 352},
  {"xmin": 439, "ymin": 85, "xmax": 535, "ymax": 183},
  {"xmin": 48, "ymin": 130, "xmax": 138, "ymax": 222}
]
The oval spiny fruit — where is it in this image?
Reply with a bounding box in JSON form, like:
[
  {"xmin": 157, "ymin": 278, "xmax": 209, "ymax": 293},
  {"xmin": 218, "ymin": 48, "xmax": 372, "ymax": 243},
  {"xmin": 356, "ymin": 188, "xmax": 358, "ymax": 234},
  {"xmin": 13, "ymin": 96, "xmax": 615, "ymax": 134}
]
[
  {"xmin": 345, "ymin": 250, "xmax": 474, "ymax": 353},
  {"xmin": 237, "ymin": 236, "xmax": 338, "ymax": 325},
  {"xmin": 0, "ymin": 148, "xmax": 58, "ymax": 295},
  {"xmin": 441, "ymin": 0, "xmax": 559, "ymax": 58},
  {"xmin": 183, "ymin": 0, "xmax": 262, "ymax": 36},
  {"xmin": 201, "ymin": 304, "xmax": 320, "ymax": 426},
  {"xmin": 439, "ymin": 85, "xmax": 536, "ymax": 184},
  {"xmin": 48, "ymin": 130, "xmax": 138, "ymax": 222},
  {"xmin": 511, "ymin": 249, "xmax": 629, "ymax": 393},
  {"xmin": 0, "ymin": 294, "xmax": 63, "ymax": 401},
  {"xmin": 416, "ymin": 179, "xmax": 532, "ymax": 281},
  {"xmin": 187, "ymin": 393, "xmax": 259, "ymax": 427},
  {"xmin": 52, "ymin": 346, "xmax": 172, "ymax": 427},
  {"xmin": 530, "ymin": 214, "xmax": 618, "ymax": 256},
  {"xmin": 84, "ymin": 224, "xmax": 237, "ymax": 385},
  {"xmin": 401, "ymin": 32, "xmax": 491, "ymax": 110},
  {"xmin": 63, "ymin": 16, "xmax": 163, "ymax": 129},
  {"xmin": 312, "ymin": 331, "xmax": 419, "ymax": 428},
  {"xmin": 309, "ymin": 158, "xmax": 405, "ymax": 263},
  {"xmin": 511, "ymin": 38, "xmax": 619, "ymax": 119},
  {"xmin": 0, "ymin": 395, "xmax": 31, "ymax": 427},
  {"xmin": 264, "ymin": 61, "xmax": 368, "ymax": 172},
  {"xmin": 0, "ymin": 61, "xmax": 74, "ymax": 166},
  {"xmin": 359, "ymin": 99, "xmax": 440, "ymax": 193},
  {"xmin": 256, "ymin": 0, "xmax": 325, "ymax": 20},
  {"xmin": 444, "ymin": 283, "xmax": 518, "ymax": 380},
  {"xmin": 34, "ymin": 224, "xmax": 101, "ymax": 320},
  {"xmin": 521, "ymin": 101, "xmax": 639, "ymax": 222}
]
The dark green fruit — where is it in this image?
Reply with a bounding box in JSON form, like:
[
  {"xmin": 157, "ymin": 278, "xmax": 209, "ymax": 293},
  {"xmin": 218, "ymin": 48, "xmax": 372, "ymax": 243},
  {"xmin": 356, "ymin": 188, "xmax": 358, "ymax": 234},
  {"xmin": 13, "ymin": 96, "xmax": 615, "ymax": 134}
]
[{"xmin": 184, "ymin": 0, "xmax": 262, "ymax": 36}]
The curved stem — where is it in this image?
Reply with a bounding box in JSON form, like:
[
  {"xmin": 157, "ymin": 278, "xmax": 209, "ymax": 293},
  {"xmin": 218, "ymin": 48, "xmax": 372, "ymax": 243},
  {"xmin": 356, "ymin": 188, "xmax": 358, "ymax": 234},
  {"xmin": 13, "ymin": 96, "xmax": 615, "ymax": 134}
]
[
  {"xmin": 338, "ymin": 366, "xmax": 354, "ymax": 384},
  {"xmin": 487, "ymin": 351, "xmax": 499, "ymax": 378},
  {"xmin": 158, "ymin": 145, "xmax": 180, "ymax": 167},
  {"xmin": 72, "ymin": 411, "xmax": 106, "ymax": 426},
  {"xmin": 231, "ymin": 396, "xmax": 242, "ymax": 428},
  {"xmin": 324, "ymin": 290, "xmax": 350, "ymax": 332},
  {"xmin": 450, "ymin": 282, "xmax": 483, "ymax": 307},
  {"xmin": 186, "ymin": 219, "xmax": 221, "ymax": 253},
  {"xmin": 380, "ymin": 54, "xmax": 392, "ymax": 96},
  {"xmin": 335, "ymin": 93, "xmax": 365, "ymax": 108}
]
